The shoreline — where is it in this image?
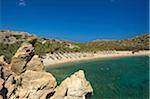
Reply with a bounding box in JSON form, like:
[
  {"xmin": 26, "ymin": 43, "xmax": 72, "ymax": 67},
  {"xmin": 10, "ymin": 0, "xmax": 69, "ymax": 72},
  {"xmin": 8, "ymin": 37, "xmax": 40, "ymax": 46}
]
[{"xmin": 43, "ymin": 51, "xmax": 150, "ymax": 67}]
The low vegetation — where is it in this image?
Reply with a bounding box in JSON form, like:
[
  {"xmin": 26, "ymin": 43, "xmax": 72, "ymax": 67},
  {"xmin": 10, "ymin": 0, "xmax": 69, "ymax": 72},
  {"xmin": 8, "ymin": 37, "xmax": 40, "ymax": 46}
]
[
  {"xmin": 0, "ymin": 41, "xmax": 23, "ymax": 63},
  {"xmin": 75, "ymin": 34, "xmax": 149, "ymax": 52}
]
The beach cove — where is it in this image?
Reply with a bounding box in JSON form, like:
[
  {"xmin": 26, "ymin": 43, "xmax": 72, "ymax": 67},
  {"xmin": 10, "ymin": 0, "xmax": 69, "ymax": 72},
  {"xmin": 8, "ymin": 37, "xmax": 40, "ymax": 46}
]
[
  {"xmin": 47, "ymin": 55, "xmax": 149, "ymax": 99},
  {"xmin": 43, "ymin": 50, "xmax": 150, "ymax": 67}
]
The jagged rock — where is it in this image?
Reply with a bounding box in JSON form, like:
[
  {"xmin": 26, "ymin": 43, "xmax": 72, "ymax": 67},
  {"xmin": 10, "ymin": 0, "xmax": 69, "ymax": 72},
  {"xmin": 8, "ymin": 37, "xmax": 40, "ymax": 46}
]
[
  {"xmin": 0, "ymin": 30, "xmax": 28, "ymax": 44},
  {"xmin": 0, "ymin": 58, "xmax": 11, "ymax": 80},
  {"xmin": 10, "ymin": 36, "xmax": 37, "ymax": 75},
  {"xmin": 0, "ymin": 78, "xmax": 4, "ymax": 90},
  {"xmin": 0, "ymin": 56, "xmax": 8, "ymax": 66},
  {"xmin": 21, "ymin": 70, "xmax": 56, "ymax": 90},
  {"xmin": 4, "ymin": 75, "xmax": 17, "ymax": 98},
  {"xmin": 26, "ymin": 55, "xmax": 45, "ymax": 71},
  {"xmin": 0, "ymin": 66, "xmax": 2, "ymax": 79},
  {"xmin": 51, "ymin": 70, "xmax": 93, "ymax": 99},
  {"xmin": 16, "ymin": 70, "xmax": 57, "ymax": 99},
  {"xmin": 1, "ymin": 67, "xmax": 12, "ymax": 81}
]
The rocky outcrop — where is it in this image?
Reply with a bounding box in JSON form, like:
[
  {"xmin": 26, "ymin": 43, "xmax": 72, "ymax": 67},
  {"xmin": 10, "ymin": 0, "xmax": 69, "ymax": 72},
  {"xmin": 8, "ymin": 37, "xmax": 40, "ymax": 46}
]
[
  {"xmin": 26, "ymin": 55, "xmax": 45, "ymax": 71},
  {"xmin": 10, "ymin": 36, "xmax": 37, "ymax": 75},
  {"xmin": 0, "ymin": 36, "xmax": 93, "ymax": 99},
  {"xmin": 0, "ymin": 56, "xmax": 8, "ymax": 66},
  {"xmin": 15, "ymin": 70, "xmax": 56, "ymax": 99},
  {"xmin": 0, "ymin": 78, "xmax": 4, "ymax": 91},
  {"xmin": 51, "ymin": 70, "xmax": 93, "ymax": 99},
  {"xmin": 0, "ymin": 30, "xmax": 28, "ymax": 44}
]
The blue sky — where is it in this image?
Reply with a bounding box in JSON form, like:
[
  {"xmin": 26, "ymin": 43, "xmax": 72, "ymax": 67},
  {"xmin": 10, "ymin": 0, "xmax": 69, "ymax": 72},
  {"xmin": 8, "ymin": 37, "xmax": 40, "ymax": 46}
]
[{"xmin": 0, "ymin": 0, "xmax": 149, "ymax": 42}]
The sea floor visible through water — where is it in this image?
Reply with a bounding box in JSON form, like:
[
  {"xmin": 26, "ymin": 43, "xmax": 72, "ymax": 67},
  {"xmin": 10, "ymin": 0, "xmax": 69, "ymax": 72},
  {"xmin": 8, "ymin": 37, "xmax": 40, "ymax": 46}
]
[{"xmin": 47, "ymin": 56, "xmax": 149, "ymax": 99}]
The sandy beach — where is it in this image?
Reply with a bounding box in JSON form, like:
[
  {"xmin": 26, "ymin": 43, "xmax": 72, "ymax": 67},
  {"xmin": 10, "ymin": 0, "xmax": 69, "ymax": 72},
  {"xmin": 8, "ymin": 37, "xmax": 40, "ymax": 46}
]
[{"xmin": 42, "ymin": 50, "xmax": 150, "ymax": 67}]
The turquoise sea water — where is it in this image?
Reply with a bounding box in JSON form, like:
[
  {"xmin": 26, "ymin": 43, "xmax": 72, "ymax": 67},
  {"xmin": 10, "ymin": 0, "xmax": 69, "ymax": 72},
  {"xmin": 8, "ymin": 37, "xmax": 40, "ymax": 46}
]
[{"xmin": 47, "ymin": 56, "xmax": 149, "ymax": 99}]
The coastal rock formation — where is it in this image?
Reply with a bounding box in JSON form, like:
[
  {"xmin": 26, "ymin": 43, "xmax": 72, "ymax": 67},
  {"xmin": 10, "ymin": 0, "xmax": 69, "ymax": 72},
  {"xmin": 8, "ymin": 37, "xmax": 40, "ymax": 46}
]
[
  {"xmin": 51, "ymin": 70, "xmax": 93, "ymax": 99},
  {"xmin": 2, "ymin": 70, "xmax": 56, "ymax": 99},
  {"xmin": 0, "ymin": 36, "xmax": 93, "ymax": 99},
  {"xmin": 0, "ymin": 78, "xmax": 4, "ymax": 90},
  {"xmin": 0, "ymin": 30, "xmax": 28, "ymax": 44},
  {"xmin": 10, "ymin": 36, "xmax": 37, "ymax": 75},
  {"xmin": 0, "ymin": 56, "xmax": 8, "ymax": 66},
  {"xmin": 26, "ymin": 55, "xmax": 45, "ymax": 71},
  {"xmin": 15, "ymin": 70, "xmax": 56, "ymax": 99}
]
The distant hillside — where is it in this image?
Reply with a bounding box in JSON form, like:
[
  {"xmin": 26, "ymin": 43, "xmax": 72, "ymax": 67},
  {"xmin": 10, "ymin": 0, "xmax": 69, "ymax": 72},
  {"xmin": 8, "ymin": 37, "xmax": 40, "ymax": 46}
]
[
  {"xmin": 0, "ymin": 30, "xmax": 149, "ymax": 62},
  {"xmin": 34, "ymin": 38, "xmax": 80, "ymax": 56},
  {"xmin": 75, "ymin": 34, "xmax": 149, "ymax": 52}
]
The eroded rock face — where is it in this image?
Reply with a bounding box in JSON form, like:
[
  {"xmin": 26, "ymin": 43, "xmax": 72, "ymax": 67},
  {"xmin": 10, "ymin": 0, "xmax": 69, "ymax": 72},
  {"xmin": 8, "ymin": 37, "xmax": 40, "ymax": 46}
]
[
  {"xmin": 0, "ymin": 30, "xmax": 28, "ymax": 44},
  {"xmin": 4, "ymin": 74, "xmax": 18, "ymax": 98},
  {"xmin": 0, "ymin": 78, "xmax": 4, "ymax": 90},
  {"xmin": 10, "ymin": 36, "xmax": 37, "ymax": 75},
  {"xmin": 14, "ymin": 70, "xmax": 57, "ymax": 99},
  {"xmin": 0, "ymin": 56, "xmax": 8, "ymax": 66},
  {"xmin": 0, "ymin": 56, "xmax": 11, "ymax": 81},
  {"xmin": 21, "ymin": 70, "xmax": 56, "ymax": 90},
  {"xmin": 2, "ymin": 69, "xmax": 57, "ymax": 99},
  {"xmin": 26, "ymin": 55, "xmax": 45, "ymax": 71},
  {"xmin": 51, "ymin": 70, "xmax": 93, "ymax": 99},
  {"xmin": 0, "ymin": 58, "xmax": 11, "ymax": 99}
]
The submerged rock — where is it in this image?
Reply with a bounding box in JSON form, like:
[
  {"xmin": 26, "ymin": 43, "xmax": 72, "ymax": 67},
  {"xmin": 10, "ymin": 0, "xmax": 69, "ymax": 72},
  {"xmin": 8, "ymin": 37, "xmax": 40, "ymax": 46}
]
[{"xmin": 51, "ymin": 70, "xmax": 93, "ymax": 99}]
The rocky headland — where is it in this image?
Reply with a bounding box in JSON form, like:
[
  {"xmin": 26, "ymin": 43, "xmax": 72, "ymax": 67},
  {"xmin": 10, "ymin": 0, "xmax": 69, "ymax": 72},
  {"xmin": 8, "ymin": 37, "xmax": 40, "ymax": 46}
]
[
  {"xmin": 0, "ymin": 30, "xmax": 28, "ymax": 44},
  {"xmin": 0, "ymin": 36, "xmax": 93, "ymax": 99}
]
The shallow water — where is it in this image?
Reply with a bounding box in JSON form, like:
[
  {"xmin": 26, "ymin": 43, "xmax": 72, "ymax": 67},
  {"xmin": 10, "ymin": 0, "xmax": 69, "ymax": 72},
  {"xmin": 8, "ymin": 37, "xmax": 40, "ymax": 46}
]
[{"xmin": 47, "ymin": 56, "xmax": 149, "ymax": 99}]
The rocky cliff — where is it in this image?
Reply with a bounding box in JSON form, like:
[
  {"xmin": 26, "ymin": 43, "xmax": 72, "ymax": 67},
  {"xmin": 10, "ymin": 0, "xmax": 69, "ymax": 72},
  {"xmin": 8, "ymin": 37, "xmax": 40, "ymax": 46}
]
[
  {"xmin": 0, "ymin": 37, "xmax": 93, "ymax": 99},
  {"xmin": 0, "ymin": 30, "xmax": 28, "ymax": 44}
]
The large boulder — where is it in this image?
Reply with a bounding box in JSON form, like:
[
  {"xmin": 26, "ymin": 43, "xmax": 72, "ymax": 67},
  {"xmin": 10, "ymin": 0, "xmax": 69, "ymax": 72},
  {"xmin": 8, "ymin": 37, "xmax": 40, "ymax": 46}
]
[
  {"xmin": 16, "ymin": 70, "xmax": 57, "ymax": 99},
  {"xmin": 51, "ymin": 70, "xmax": 93, "ymax": 99},
  {"xmin": 26, "ymin": 55, "xmax": 45, "ymax": 71},
  {"xmin": 10, "ymin": 36, "xmax": 37, "ymax": 75}
]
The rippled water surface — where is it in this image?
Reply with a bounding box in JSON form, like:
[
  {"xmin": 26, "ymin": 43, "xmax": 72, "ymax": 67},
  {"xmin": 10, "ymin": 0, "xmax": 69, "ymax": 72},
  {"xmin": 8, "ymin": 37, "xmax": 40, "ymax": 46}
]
[{"xmin": 47, "ymin": 56, "xmax": 149, "ymax": 99}]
